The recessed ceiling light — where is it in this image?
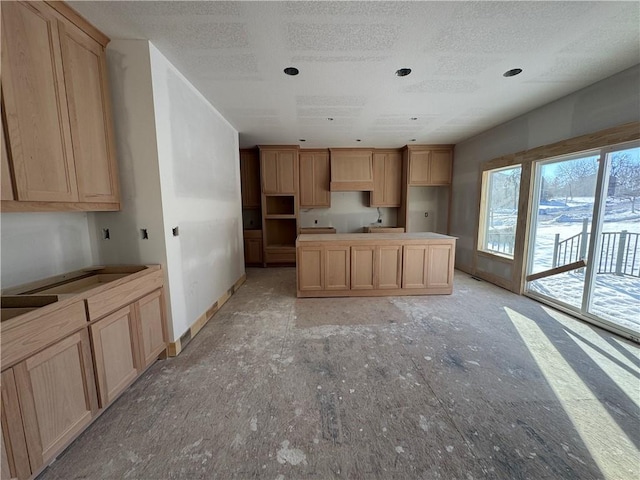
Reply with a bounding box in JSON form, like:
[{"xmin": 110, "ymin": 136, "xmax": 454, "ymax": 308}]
[
  {"xmin": 503, "ymin": 68, "xmax": 523, "ymax": 77},
  {"xmin": 299, "ymin": 139, "xmax": 306, "ymax": 142},
  {"xmin": 395, "ymin": 68, "xmax": 412, "ymax": 77},
  {"xmin": 283, "ymin": 67, "xmax": 299, "ymax": 76},
  {"xmin": 327, "ymin": 117, "xmax": 334, "ymax": 121},
  {"xmin": 410, "ymin": 117, "xmax": 418, "ymax": 121}
]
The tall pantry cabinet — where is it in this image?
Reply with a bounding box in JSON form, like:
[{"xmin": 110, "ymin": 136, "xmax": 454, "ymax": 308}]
[{"xmin": 259, "ymin": 146, "xmax": 300, "ymax": 265}]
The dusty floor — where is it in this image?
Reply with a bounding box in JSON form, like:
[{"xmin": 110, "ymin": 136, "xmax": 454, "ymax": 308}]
[{"xmin": 40, "ymin": 268, "xmax": 639, "ymax": 480}]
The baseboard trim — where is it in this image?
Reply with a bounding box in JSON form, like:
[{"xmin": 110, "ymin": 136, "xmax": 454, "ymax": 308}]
[{"xmin": 167, "ymin": 273, "xmax": 247, "ymax": 357}]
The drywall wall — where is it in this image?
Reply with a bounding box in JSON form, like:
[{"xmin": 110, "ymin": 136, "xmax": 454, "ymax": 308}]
[
  {"xmin": 149, "ymin": 43, "xmax": 244, "ymax": 341},
  {"xmin": 451, "ymin": 65, "xmax": 640, "ymax": 282},
  {"xmin": 407, "ymin": 186, "xmax": 449, "ymax": 234},
  {"xmin": 299, "ymin": 192, "xmax": 398, "ymax": 233},
  {"xmin": 88, "ymin": 39, "xmax": 172, "ymax": 334},
  {"xmin": 1, "ymin": 213, "xmax": 94, "ymax": 288},
  {"xmin": 90, "ymin": 40, "xmax": 167, "ymax": 268}
]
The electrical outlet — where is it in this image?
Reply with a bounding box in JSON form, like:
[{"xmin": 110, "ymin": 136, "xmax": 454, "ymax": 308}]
[
  {"xmin": 377, "ymin": 218, "xmax": 382, "ymax": 223},
  {"xmin": 314, "ymin": 219, "xmax": 318, "ymax": 224},
  {"xmin": 141, "ymin": 228, "xmax": 149, "ymax": 240},
  {"xmin": 172, "ymin": 226, "xmax": 180, "ymax": 237},
  {"xmin": 102, "ymin": 228, "xmax": 110, "ymax": 240}
]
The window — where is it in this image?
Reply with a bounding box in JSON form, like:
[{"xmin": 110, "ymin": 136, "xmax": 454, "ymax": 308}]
[{"xmin": 478, "ymin": 165, "xmax": 522, "ymax": 257}]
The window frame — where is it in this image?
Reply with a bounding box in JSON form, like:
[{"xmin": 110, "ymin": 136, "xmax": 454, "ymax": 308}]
[{"xmin": 477, "ymin": 164, "xmax": 523, "ymax": 259}]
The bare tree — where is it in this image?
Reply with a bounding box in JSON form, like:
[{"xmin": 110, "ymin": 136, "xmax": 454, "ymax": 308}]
[
  {"xmin": 610, "ymin": 152, "xmax": 640, "ymax": 213},
  {"xmin": 555, "ymin": 158, "xmax": 598, "ymax": 201}
]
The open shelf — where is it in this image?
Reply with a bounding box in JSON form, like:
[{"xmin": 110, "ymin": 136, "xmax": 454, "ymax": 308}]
[
  {"xmin": 265, "ymin": 218, "xmax": 297, "ymax": 248},
  {"xmin": 265, "ymin": 195, "xmax": 295, "ymax": 216}
]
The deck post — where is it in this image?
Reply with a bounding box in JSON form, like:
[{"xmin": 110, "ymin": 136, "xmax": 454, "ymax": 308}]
[{"xmin": 615, "ymin": 230, "xmax": 628, "ymax": 276}]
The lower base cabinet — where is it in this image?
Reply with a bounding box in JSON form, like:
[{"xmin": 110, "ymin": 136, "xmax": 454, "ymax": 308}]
[
  {"xmin": 134, "ymin": 289, "xmax": 168, "ymax": 370},
  {"xmin": 91, "ymin": 306, "xmax": 138, "ymax": 408},
  {"xmin": 351, "ymin": 245, "xmax": 402, "ymax": 290},
  {"xmin": 297, "ymin": 246, "xmax": 350, "ymax": 291},
  {"xmin": 2, "ymin": 370, "xmax": 30, "ymax": 480},
  {"xmin": 403, "ymin": 244, "xmax": 454, "ymax": 289},
  {"xmin": 0, "ymin": 267, "xmax": 168, "ymax": 479},
  {"xmin": 14, "ymin": 330, "xmax": 98, "ymax": 472},
  {"xmin": 91, "ymin": 289, "xmax": 167, "ymax": 407}
]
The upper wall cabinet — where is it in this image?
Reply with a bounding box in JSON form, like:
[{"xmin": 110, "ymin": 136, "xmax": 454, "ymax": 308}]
[
  {"xmin": 299, "ymin": 150, "xmax": 330, "ymax": 208},
  {"xmin": 1, "ymin": 0, "xmax": 120, "ymax": 212},
  {"xmin": 407, "ymin": 146, "xmax": 453, "ymax": 186},
  {"xmin": 370, "ymin": 150, "xmax": 402, "ymax": 207},
  {"xmin": 259, "ymin": 146, "xmax": 298, "ymax": 194},
  {"xmin": 330, "ymin": 149, "xmax": 374, "ymax": 191},
  {"xmin": 240, "ymin": 148, "xmax": 261, "ymax": 208}
]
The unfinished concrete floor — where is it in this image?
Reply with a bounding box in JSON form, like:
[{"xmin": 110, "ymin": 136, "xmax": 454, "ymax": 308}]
[{"xmin": 40, "ymin": 268, "xmax": 639, "ymax": 480}]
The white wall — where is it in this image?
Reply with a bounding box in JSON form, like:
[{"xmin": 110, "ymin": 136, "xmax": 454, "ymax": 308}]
[
  {"xmin": 90, "ymin": 40, "xmax": 167, "ymax": 268},
  {"xmin": 1, "ymin": 213, "xmax": 94, "ymax": 288},
  {"xmin": 298, "ymin": 192, "xmax": 398, "ymax": 233},
  {"xmin": 451, "ymin": 65, "xmax": 640, "ymax": 281},
  {"xmin": 149, "ymin": 44, "xmax": 244, "ymax": 341}
]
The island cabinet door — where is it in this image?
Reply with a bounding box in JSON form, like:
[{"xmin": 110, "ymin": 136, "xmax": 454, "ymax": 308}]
[
  {"xmin": 402, "ymin": 245, "xmax": 428, "ymax": 289},
  {"xmin": 351, "ymin": 246, "xmax": 375, "ymax": 290},
  {"xmin": 298, "ymin": 247, "xmax": 324, "ymax": 291},
  {"xmin": 14, "ymin": 329, "xmax": 98, "ymax": 471},
  {"xmin": 376, "ymin": 245, "xmax": 402, "ymax": 289},
  {"xmin": 426, "ymin": 244, "xmax": 454, "ymax": 288},
  {"xmin": 90, "ymin": 306, "xmax": 138, "ymax": 408},
  {"xmin": 325, "ymin": 246, "xmax": 350, "ymax": 290}
]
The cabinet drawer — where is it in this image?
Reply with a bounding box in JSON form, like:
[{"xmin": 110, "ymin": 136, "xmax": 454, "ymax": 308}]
[
  {"xmin": 1, "ymin": 301, "xmax": 87, "ymax": 368},
  {"xmin": 86, "ymin": 269, "xmax": 163, "ymax": 321},
  {"xmin": 265, "ymin": 249, "xmax": 295, "ymax": 264}
]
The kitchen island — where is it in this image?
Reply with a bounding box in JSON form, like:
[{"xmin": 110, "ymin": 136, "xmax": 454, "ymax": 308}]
[{"xmin": 296, "ymin": 232, "xmax": 456, "ymax": 297}]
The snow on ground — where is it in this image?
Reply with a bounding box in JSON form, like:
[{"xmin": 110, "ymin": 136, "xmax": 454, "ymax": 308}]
[{"xmin": 527, "ymin": 197, "xmax": 639, "ymax": 333}]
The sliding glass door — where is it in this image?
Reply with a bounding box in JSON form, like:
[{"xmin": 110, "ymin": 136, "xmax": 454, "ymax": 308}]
[
  {"xmin": 525, "ymin": 142, "xmax": 640, "ymax": 339},
  {"xmin": 586, "ymin": 145, "xmax": 640, "ymax": 334}
]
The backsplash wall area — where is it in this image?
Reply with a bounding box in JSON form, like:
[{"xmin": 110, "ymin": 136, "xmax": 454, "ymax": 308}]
[{"xmin": 298, "ymin": 192, "xmax": 398, "ymax": 233}]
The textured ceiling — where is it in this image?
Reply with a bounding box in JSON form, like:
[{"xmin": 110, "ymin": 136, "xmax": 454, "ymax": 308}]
[{"xmin": 69, "ymin": 1, "xmax": 640, "ymax": 148}]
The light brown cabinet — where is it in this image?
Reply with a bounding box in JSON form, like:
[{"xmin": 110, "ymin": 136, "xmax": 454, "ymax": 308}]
[
  {"xmin": 1, "ymin": 0, "xmax": 120, "ymax": 212},
  {"xmin": 351, "ymin": 246, "xmax": 375, "ymax": 290},
  {"xmin": 298, "ymin": 247, "xmax": 323, "ymax": 291},
  {"xmin": 297, "ymin": 245, "xmax": 350, "ymax": 291},
  {"xmin": 91, "ymin": 306, "xmax": 138, "ymax": 407},
  {"xmin": 58, "ymin": 17, "xmax": 119, "ymax": 203},
  {"xmin": 407, "ymin": 147, "xmax": 452, "ymax": 186},
  {"xmin": 1, "ymin": 369, "xmax": 30, "ymax": 480},
  {"xmin": 297, "ymin": 233, "xmax": 455, "ymax": 297},
  {"xmin": 370, "ymin": 151, "xmax": 402, "ymax": 207},
  {"xmin": 299, "ymin": 150, "xmax": 330, "ymax": 208},
  {"xmin": 14, "ymin": 329, "xmax": 98, "ymax": 471},
  {"xmin": 1, "ymin": 266, "xmax": 167, "ymax": 478},
  {"xmin": 260, "ymin": 147, "xmax": 298, "ymax": 194},
  {"xmin": 325, "ymin": 246, "xmax": 350, "ymax": 290},
  {"xmin": 350, "ymin": 245, "xmax": 402, "ymax": 290},
  {"xmin": 259, "ymin": 146, "xmax": 299, "ymax": 265},
  {"xmin": 243, "ymin": 230, "xmax": 263, "ymax": 266},
  {"xmin": 402, "ymin": 243, "xmax": 454, "ymax": 289},
  {"xmin": 240, "ymin": 149, "xmax": 261, "ymax": 208},
  {"xmin": 329, "ymin": 149, "xmax": 374, "ymax": 191},
  {"xmin": 134, "ymin": 289, "xmax": 168, "ymax": 370}
]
